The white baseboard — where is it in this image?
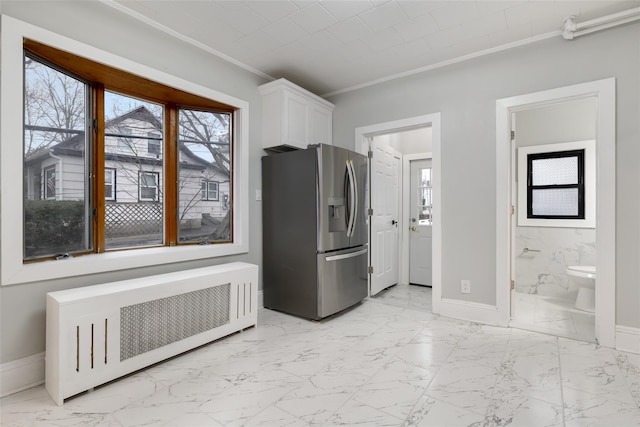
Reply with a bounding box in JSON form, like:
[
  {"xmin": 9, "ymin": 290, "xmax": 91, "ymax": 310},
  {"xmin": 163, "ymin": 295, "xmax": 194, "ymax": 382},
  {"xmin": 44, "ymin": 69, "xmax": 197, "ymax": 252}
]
[
  {"xmin": 616, "ymin": 325, "xmax": 640, "ymax": 354},
  {"xmin": 0, "ymin": 352, "xmax": 45, "ymax": 398},
  {"xmin": 440, "ymin": 298, "xmax": 500, "ymax": 326}
]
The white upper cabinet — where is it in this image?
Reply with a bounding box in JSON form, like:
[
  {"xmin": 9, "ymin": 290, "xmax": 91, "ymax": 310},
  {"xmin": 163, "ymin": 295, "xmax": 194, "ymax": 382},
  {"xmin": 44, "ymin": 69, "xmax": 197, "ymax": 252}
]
[{"xmin": 259, "ymin": 79, "xmax": 333, "ymax": 151}]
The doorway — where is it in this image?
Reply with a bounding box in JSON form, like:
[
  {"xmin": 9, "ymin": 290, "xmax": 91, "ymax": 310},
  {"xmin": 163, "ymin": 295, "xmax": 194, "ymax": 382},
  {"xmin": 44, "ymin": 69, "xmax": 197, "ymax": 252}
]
[
  {"xmin": 355, "ymin": 113, "xmax": 442, "ymax": 314},
  {"xmin": 496, "ymin": 79, "xmax": 616, "ymax": 347},
  {"xmin": 510, "ymin": 98, "xmax": 597, "ymax": 342}
]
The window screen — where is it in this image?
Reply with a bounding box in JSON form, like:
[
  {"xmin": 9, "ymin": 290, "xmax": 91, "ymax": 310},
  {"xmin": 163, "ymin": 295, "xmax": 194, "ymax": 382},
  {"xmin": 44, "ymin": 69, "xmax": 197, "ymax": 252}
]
[{"xmin": 527, "ymin": 150, "xmax": 584, "ymax": 219}]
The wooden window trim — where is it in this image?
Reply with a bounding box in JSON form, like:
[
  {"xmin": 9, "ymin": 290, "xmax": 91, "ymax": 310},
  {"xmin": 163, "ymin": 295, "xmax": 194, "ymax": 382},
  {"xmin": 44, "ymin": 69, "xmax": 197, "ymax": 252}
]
[
  {"xmin": 23, "ymin": 39, "xmax": 236, "ymax": 259},
  {"xmin": 24, "ymin": 39, "xmax": 235, "ymax": 112}
]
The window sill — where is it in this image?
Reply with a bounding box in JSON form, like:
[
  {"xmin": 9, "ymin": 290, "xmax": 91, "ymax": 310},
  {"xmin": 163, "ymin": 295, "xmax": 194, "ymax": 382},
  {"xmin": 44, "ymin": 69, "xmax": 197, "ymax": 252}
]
[{"xmin": 3, "ymin": 243, "xmax": 248, "ymax": 286}]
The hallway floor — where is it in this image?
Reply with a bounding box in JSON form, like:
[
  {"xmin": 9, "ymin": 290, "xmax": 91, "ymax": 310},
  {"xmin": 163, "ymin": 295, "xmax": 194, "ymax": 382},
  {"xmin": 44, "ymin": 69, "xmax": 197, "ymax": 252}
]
[{"xmin": 1, "ymin": 284, "xmax": 639, "ymax": 426}]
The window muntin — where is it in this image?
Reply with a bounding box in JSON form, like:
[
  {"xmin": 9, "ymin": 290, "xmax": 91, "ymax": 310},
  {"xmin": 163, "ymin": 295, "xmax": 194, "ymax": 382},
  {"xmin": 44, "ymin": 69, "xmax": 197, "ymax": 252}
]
[
  {"xmin": 23, "ymin": 54, "xmax": 91, "ymax": 260},
  {"xmin": 177, "ymin": 108, "xmax": 232, "ymax": 244},
  {"xmin": 21, "ymin": 41, "xmax": 237, "ymax": 262},
  {"xmin": 105, "ymin": 168, "xmax": 116, "ymax": 201},
  {"xmin": 527, "ymin": 150, "xmax": 584, "ymax": 219}
]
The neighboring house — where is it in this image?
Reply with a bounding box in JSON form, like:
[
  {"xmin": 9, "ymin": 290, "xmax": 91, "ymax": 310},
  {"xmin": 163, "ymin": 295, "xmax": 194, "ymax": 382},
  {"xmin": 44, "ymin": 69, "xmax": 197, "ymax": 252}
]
[{"xmin": 24, "ymin": 106, "xmax": 230, "ymax": 240}]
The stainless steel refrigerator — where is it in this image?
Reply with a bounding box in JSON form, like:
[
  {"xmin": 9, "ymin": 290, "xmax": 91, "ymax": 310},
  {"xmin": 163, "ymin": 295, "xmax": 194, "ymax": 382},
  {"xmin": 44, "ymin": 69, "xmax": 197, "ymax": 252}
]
[{"xmin": 262, "ymin": 144, "xmax": 368, "ymax": 320}]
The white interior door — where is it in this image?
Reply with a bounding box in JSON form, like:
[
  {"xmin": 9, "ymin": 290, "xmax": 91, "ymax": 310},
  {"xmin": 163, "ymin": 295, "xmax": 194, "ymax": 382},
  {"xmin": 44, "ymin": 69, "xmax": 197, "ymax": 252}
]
[
  {"xmin": 370, "ymin": 139, "xmax": 400, "ymax": 296},
  {"xmin": 409, "ymin": 159, "xmax": 432, "ymax": 286}
]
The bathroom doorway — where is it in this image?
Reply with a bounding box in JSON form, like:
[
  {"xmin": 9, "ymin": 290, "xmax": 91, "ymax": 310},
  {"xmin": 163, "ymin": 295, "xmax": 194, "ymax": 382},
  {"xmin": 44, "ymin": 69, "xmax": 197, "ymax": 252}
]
[
  {"xmin": 496, "ymin": 79, "xmax": 616, "ymax": 347},
  {"xmin": 510, "ymin": 98, "xmax": 597, "ymax": 342}
]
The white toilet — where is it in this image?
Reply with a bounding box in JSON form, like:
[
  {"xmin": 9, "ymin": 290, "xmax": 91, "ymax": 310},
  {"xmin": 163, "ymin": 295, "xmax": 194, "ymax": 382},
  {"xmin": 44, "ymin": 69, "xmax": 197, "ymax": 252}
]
[{"xmin": 566, "ymin": 265, "xmax": 596, "ymax": 313}]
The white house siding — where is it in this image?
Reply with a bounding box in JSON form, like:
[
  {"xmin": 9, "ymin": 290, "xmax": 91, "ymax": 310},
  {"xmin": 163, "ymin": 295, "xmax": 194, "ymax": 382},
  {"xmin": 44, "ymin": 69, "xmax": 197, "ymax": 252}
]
[{"xmin": 57, "ymin": 156, "xmax": 85, "ymax": 201}]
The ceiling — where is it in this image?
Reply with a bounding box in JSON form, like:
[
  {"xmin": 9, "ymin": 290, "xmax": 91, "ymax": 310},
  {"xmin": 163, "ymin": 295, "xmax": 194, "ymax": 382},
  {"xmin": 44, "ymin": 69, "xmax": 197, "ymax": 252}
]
[{"xmin": 105, "ymin": 0, "xmax": 640, "ymax": 96}]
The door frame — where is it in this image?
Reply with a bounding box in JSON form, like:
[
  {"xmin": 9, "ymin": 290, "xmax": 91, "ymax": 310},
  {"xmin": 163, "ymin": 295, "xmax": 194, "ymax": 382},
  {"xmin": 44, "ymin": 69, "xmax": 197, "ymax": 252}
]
[
  {"xmin": 403, "ymin": 153, "xmax": 432, "ymax": 286},
  {"xmin": 355, "ymin": 113, "xmax": 442, "ymax": 314},
  {"xmin": 495, "ymin": 78, "xmax": 616, "ymax": 347}
]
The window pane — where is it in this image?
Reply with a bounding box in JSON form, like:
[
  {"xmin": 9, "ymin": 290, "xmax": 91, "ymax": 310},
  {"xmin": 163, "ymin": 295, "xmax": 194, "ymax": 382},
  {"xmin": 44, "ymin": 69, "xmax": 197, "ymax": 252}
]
[
  {"xmin": 418, "ymin": 167, "xmax": 432, "ymax": 225},
  {"xmin": 178, "ymin": 109, "xmax": 232, "ymax": 243},
  {"xmin": 531, "ymin": 156, "xmax": 578, "ymax": 186},
  {"xmin": 23, "ymin": 55, "xmax": 91, "ymax": 260},
  {"xmin": 531, "ymin": 188, "xmax": 579, "ymax": 216},
  {"xmin": 104, "ymin": 91, "xmax": 163, "ymax": 249}
]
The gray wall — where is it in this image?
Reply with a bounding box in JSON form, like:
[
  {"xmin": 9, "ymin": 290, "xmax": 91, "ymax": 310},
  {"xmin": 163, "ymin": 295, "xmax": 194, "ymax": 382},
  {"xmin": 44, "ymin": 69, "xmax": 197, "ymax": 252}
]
[
  {"xmin": 0, "ymin": 1, "xmax": 268, "ymax": 364},
  {"xmin": 328, "ymin": 22, "xmax": 640, "ymax": 329}
]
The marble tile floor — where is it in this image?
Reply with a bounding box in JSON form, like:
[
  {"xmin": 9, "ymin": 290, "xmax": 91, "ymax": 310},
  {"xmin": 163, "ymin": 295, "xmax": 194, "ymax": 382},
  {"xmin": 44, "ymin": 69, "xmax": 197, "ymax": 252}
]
[
  {"xmin": 511, "ymin": 291, "xmax": 596, "ymax": 343},
  {"xmin": 2, "ymin": 284, "xmax": 639, "ymax": 427}
]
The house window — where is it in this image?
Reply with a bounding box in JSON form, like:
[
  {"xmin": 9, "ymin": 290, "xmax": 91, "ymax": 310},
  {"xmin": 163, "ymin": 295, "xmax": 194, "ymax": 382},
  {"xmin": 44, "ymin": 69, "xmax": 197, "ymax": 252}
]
[
  {"xmin": 43, "ymin": 166, "xmax": 56, "ymax": 200},
  {"xmin": 202, "ymin": 181, "xmax": 219, "ymax": 201},
  {"xmin": 139, "ymin": 172, "xmax": 159, "ymax": 202},
  {"xmin": 148, "ymin": 132, "xmax": 161, "ymax": 155},
  {"xmin": 517, "ymin": 140, "xmax": 595, "ymax": 228},
  {"xmin": 105, "ymin": 168, "xmax": 116, "ymax": 201},
  {"xmin": 21, "ymin": 40, "xmax": 238, "ymax": 262},
  {"xmin": 527, "ymin": 150, "xmax": 584, "ymax": 219}
]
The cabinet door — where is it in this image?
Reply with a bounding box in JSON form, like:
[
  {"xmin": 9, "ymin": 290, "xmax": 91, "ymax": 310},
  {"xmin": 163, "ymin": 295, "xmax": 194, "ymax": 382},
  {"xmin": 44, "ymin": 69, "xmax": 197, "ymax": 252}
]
[
  {"xmin": 284, "ymin": 92, "xmax": 308, "ymax": 149},
  {"xmin": 309, "ymin": 105, "xmax": 332, "ymax": 145}
]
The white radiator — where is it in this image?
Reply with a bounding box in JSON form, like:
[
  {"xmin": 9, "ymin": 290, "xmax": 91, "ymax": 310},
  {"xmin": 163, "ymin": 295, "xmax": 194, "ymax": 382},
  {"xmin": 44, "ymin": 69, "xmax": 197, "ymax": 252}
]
[{"xmin": 45, "ymin": 262, "xmax": 258, "ymax": 405}]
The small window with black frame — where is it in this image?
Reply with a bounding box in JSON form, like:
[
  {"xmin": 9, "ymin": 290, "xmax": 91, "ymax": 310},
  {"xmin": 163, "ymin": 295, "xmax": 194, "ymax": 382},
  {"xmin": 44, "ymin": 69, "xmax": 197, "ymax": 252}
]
[{"xmin": 527, "ymin": 149, "xmax": 585, "ymax": 219}]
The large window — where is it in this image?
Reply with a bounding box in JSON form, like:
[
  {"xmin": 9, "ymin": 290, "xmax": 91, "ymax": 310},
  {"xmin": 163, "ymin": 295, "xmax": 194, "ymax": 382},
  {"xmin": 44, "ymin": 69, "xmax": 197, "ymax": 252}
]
[{"xmin": 22, "ymin": 40, "xmax": 236, "ymax": 262}]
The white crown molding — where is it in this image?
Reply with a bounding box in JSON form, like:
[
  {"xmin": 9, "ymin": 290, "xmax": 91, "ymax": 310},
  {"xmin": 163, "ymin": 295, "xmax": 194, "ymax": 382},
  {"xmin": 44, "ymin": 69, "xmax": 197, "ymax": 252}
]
[
  {"xmin": 322, "ymin": 30, "xmax": 562, "ymax": 97},
  {"xmin": 99, "ymin": 0, "xmax": 275, "ymax": 83}
]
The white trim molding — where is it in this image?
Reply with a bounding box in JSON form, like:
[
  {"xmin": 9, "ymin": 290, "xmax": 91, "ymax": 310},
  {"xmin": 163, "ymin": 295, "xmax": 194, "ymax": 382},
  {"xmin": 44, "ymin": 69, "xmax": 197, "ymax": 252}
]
[
  {"xmin": 0, "ymin": 352, "xmax": 45, "ymax": 398},
  {"xmin": 496, "ymin": 78, "xmax": 616, "ymax": 347},
  {"xmin": 616, "ymin": 325, "xmax": 640, "ymax": 354},
  {"xmin": 440, "ymin": 299, "xmax": 500, "ymax": 326}
]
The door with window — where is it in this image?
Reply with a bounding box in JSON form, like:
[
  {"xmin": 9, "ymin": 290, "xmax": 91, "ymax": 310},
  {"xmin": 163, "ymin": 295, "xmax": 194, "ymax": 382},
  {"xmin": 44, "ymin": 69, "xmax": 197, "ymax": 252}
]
[{"xmin": 409, "ymin": 159, "xmax": 432, "ymax": 286}]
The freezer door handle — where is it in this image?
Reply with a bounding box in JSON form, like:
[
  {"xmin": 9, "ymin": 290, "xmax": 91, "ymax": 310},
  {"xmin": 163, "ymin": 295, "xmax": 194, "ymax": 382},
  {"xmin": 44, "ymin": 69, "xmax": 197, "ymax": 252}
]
[{"xmin": 325, "ymin": 248, "xmax": 368, "ymax": 262}]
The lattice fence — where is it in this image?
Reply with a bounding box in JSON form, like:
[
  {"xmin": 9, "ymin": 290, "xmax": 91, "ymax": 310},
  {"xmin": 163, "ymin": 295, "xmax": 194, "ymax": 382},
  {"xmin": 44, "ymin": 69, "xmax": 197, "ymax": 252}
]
[{"xmin": 106, "ymin": 203, "xmax": 162, "ymax": 237}]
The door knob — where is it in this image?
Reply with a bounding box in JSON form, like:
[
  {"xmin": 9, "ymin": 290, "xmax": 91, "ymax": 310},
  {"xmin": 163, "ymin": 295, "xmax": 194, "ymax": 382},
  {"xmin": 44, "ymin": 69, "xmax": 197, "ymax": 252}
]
[
  {"xmin": 411, "ymin": 226, "xmax": 417, "ymax": 231},
  {"xmin": 391, "ymin": 220, "xmax": 397, "ymax": 226}
]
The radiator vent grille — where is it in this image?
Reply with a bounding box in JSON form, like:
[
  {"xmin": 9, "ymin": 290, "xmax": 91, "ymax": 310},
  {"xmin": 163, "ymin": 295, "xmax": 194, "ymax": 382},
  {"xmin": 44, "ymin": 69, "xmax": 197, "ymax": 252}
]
[{"xmin": 120, "ymin": 284, "xmax": 231, "ymax": 361}]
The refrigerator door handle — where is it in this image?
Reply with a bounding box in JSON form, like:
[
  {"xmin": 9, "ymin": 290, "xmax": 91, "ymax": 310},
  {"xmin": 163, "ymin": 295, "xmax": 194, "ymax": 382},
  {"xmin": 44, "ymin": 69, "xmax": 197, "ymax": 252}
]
[
  {"xmin": 325, "ymin": 248, "xmax": 368, "ymax": 262},
  {"xmin": 351, "ymin": 160, "xmax": 358, "ymax": 236},
  {"xmin": 346, "ymin": 160, "xmax": 356, "ymax": 237}
]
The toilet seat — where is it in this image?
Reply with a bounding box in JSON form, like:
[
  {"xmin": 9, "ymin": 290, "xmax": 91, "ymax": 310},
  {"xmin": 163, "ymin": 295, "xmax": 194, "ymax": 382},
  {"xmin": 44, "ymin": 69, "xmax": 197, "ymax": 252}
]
[{"xmin": 566, "ymin": 265, "xmax": 596, "ymax": 279}]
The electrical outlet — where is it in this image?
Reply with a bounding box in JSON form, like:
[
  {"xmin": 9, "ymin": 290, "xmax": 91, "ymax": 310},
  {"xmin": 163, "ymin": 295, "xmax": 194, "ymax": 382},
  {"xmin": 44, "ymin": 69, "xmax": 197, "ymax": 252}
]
[
  {"xmin": 255, "ymin": 189, "xmax": 262, "ymax": 201},
  {"xmin": 461, "ymin": 280, "xmax": 471, "ymax": 294}
]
